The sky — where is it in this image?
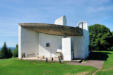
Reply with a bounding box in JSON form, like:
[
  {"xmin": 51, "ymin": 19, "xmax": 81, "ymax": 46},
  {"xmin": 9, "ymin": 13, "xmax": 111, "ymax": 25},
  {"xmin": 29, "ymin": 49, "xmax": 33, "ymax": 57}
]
[{"xmin": 0, "ymin": 0, "xmax": 113, "ymax": 47}]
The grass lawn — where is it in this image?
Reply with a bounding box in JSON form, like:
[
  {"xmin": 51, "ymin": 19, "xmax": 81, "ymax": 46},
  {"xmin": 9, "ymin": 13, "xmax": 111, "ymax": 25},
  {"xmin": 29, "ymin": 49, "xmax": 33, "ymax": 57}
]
[
  {"xmin": 0, "ymin": 58, "xmax": 96, "ymax": 75},
  {"xmin": 1, "ymin": 51, "xmax": 113, "ymax": 75},
  {"xmin": 96, "ymin": 51, "xmax": 113, "ymax": 75}
]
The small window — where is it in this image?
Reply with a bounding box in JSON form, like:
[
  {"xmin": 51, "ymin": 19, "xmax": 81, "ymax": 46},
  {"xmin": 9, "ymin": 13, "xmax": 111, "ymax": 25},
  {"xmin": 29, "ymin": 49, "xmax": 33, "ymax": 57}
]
[{"xmin": 46, "ymin": 43, "xmax": 50, "ymax": 47}]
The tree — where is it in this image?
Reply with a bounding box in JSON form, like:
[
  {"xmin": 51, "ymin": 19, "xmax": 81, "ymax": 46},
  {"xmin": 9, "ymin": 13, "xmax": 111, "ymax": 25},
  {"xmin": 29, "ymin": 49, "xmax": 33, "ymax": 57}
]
[
  {"xmin": 0, "ymin": 42, "xmax": 9, "ymax": 58},
  {"xmin": 0, "ymin": 51, "xmax": 2, "ymax": 58},
  {"xmin": 89, "ymin": 24, "xmax": 113, "ymax": 51},
  {"xmin": 8, "ymin": 48, "xmax": 12, "ymax": 58},
  {"xmin": 0, "ymin": 42, "xmax": 13, "ymax": 58},
  {"xmin": 13, "ymin": 45, "xmax": 18, "ymax": 57},
  {"xmin": 109, "ymin": 31, "xmax": 113, "ymax": 50}
]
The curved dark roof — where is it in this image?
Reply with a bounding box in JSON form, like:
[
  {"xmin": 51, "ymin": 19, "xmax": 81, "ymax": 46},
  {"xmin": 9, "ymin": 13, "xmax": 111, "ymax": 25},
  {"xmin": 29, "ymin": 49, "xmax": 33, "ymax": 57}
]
[{"xmin": 19, "ymin": 23, "xmax": 83, "ymax": 36}]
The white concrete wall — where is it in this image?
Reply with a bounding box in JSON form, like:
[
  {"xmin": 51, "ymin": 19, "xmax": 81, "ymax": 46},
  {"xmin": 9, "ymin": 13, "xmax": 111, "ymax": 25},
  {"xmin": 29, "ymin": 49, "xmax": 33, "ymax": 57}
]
[
  {"xmin": 18, "ymin": 26, "xmax": 39, "ymax": 58},
  {"xmin": 18, "ymin": 16, "xmax": 89, "ymax": 60},
  {"xmin": 72, "ymin": 21, "xmax": 89, "ymax": 59},
  {"xmin": 62, "ymin": 37, "xmax": 72, "ymax": 61},
  {"xmin": 38, "ymin": 33, "xmax": 62, "ymax": 58},
  {"xmin": 79, "ymin": 22, "xmax": 89, "ymax": 58},
  {"xmin": 72, "ymin": 36, "xmax": 85, "ymax": 59}
]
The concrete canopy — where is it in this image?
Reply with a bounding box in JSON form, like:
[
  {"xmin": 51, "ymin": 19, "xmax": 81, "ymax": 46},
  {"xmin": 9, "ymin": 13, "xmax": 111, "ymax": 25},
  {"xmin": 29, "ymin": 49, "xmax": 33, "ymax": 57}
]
[{"xmin": 19, "ymin": 23, "xmax": 83, "ymax": 36}]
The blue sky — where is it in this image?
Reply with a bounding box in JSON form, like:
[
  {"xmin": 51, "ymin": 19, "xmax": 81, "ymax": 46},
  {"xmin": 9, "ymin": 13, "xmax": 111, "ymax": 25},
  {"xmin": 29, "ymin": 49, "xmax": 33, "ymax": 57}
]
[{"xmin": 0, "ymin": 0, "xmax": 113, "ymax": 47}]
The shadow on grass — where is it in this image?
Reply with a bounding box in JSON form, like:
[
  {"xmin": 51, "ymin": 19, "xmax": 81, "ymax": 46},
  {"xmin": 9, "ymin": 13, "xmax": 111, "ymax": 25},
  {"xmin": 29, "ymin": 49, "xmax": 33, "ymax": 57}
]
[{"xmin": 87, "ymin": 51, "xmax": 111, "ymax": 61}]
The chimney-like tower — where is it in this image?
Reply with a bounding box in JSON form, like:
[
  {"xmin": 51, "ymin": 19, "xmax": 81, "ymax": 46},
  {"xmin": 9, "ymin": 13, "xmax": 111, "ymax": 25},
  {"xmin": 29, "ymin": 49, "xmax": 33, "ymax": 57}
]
[
  {"xmin": 78, "ymin": 21, "xmax": 89, "ymax": 58},
  {"xmin": 54, "ymin": 16, "xmax": 67, "ymax": 25}
]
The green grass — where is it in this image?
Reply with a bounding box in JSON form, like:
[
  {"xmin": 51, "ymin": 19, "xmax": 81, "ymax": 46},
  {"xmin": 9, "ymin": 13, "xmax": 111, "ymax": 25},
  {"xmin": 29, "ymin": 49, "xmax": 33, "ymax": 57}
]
[
  {"xmin": 0, "ymin": 58, "xmax": 96, "ymax": 75},
  {"xmin": 2, "ymin": 51, "xmax": 113, "ymax": 75},
  {"xmin": 96, "ymin": 51, "xmax": 113, "ymax": 75}
]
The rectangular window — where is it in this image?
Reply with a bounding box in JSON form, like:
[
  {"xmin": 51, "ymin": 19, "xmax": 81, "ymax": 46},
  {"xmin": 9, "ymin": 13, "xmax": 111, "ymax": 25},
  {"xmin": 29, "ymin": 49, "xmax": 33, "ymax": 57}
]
[{"xmin": 46, "ymin": 43, "xmax": 50, "ymax": 47}]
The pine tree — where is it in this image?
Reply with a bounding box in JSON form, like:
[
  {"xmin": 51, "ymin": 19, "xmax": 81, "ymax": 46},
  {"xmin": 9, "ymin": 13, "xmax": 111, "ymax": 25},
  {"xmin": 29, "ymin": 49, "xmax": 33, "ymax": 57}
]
[
  {"xmin": 0, "ymin": 42, "xmax": 9, "ymax": 58},
  {"xmin": 8, "ymin": 48, "xmax": 12, "ymax": 58}
]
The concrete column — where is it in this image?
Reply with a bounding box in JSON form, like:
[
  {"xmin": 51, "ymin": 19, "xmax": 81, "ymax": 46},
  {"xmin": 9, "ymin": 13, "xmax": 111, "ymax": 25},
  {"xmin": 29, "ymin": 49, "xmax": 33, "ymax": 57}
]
[
  {"xmin": 62, "ymin": 37, "xmax": 72, "ymax": 61},
  {"xmin": 18, "ymin": 25, "xmax": 22, "ymax": 59}
]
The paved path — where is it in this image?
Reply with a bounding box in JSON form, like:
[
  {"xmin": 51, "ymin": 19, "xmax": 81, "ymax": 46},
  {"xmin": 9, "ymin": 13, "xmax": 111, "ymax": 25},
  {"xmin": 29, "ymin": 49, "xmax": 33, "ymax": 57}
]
[
  {"xmin": 68, "ymin": 60, "xmax": 104, "ymax": 69},
  {"xmin": 68, "ymin": 60, "xmax": 104, "ymax": 75}
]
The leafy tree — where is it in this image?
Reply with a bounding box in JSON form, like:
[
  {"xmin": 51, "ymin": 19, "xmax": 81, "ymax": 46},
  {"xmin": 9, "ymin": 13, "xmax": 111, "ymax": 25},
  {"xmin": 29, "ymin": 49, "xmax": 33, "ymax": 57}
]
[
  {"xmin": 89, "ymin": 24, "xmax": 113, "ymax": 51},
  {"xmin": 0, "ymin": 51, "xmax": 2, "ymax": 58},
  {"xmin": 13, "ymin": 45, "xmax": 18, "ymax": 57},
  {"xmin": 109, "ymin": 31, "xmax": 113, "ymax": 50},
  {"xmin": 0, "ymin": 42, "xmax": 9, "ymax": 58}
]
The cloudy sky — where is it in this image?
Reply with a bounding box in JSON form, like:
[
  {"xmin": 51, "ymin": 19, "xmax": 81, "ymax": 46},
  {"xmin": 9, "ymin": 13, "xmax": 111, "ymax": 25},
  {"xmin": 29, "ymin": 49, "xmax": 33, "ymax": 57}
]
[{"xmin": 0, "ymin": 0, "xmax": 113, "ymax": 47}]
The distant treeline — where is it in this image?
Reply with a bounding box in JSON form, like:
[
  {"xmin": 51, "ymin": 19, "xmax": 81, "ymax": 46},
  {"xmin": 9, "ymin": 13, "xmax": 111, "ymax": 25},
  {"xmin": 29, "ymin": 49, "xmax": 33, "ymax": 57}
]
[
  {"xmin": 0, "ymin": 42, "xmax": 18, "ymax": 59},
  {"xmin": 89, "ymin": 24, "xmax": 113, "ymax": 51},
  {"xmin": 0, "ymin": 47, "xmax": 15, "ymax": 50}
]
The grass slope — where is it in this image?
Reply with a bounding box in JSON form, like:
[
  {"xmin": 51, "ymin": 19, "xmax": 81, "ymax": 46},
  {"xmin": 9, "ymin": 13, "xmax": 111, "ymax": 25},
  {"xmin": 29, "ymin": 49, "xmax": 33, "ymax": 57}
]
[
  {"xmin": 0, "ymin": 59, "xmax": 96, "ymax": 75},
  {"xmin": 96, "ymin": 51, "xmax": 113, "ymax": 75}
]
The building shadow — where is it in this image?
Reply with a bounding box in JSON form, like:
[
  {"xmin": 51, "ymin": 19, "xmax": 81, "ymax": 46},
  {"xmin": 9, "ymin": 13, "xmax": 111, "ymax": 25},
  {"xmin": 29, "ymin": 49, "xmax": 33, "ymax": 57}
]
[{"xmin": 87, "ymin": 51, "xmax": 111, "ymax": 61}]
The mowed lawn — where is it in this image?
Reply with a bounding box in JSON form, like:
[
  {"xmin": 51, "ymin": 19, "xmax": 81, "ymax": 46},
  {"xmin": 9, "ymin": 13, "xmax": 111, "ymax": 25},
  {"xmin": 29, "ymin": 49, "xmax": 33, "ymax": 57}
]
[
  {"xmin": 0, "ymin": 58, "xmax": 96, "ymax": 75},
  {"xmin": 1, "ymin": 51, "xmax": 113, "ymax": 75},
  {"xmin": 96, "ymin": 51, "xmax": 113, "ymax": 75}
]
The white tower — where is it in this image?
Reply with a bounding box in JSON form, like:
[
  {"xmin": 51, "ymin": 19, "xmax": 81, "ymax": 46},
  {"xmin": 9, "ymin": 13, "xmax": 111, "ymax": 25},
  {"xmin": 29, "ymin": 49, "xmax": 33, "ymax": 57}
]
[
  {"xmin": 78, "ymin": 21, "xmax": 89, "ymax": 58},
  {"xmin": 55, "ymin": 16, "xmax": 72, "ymax": 61},
  {"xmin": 54, "ymin": 16, "xmax": 67, "ymax": 25}
]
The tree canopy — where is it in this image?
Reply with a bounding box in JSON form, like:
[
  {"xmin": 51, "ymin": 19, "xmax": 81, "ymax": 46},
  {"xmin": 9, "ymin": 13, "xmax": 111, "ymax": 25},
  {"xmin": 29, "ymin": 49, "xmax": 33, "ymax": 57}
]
[{"xmin": 89, "ymin": 24, "xmax": 113, "ymax": 51}]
